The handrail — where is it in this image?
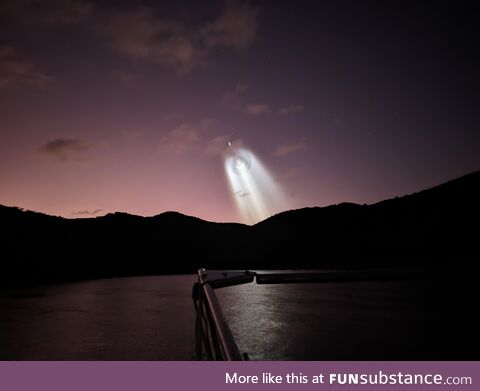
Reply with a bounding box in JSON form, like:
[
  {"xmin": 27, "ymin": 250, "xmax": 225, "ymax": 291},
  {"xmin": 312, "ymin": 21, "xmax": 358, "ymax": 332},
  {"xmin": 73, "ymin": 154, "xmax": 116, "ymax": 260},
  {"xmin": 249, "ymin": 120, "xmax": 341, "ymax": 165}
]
[
  {"xmin": 193, "ymin": 268, "xmax": 465, "ymax": 360},
  {"xmin": 192, "ymin": 269, "xmax": 254, "ymax": 360},
  {"xmin": 201, "ymin": 282, "xmax": 242, "ymax": 360}
]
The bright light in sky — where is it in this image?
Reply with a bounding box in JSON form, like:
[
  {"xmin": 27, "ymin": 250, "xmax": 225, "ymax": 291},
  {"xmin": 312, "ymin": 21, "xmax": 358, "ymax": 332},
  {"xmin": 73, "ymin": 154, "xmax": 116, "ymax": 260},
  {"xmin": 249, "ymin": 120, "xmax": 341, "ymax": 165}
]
[{"xmin": 224, "ymin": 145, "xmax": 289, "ymax": 224}]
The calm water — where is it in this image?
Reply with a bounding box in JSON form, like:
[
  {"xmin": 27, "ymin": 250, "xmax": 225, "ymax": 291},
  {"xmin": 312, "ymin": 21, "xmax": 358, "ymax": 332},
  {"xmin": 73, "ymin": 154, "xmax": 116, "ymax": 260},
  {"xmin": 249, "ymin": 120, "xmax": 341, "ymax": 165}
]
[
  {"xmin": 0, "ymin": 276, "xmax": 196, "ymax": 360},
  {"xmin": 0, "ymin": 274, "xmax": 477, "ymax": 360}
]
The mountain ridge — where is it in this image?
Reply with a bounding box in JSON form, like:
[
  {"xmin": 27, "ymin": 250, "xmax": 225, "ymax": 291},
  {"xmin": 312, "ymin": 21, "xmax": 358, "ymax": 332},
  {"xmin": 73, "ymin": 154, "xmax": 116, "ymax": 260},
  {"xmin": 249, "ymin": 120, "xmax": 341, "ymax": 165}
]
[
  {"xmin": 1, "ymin": 170, "xmax": 479, "ymax": 285},
  {"xmin": 3, "ymin": 170, "xmax": 479, "ymax": 225}
]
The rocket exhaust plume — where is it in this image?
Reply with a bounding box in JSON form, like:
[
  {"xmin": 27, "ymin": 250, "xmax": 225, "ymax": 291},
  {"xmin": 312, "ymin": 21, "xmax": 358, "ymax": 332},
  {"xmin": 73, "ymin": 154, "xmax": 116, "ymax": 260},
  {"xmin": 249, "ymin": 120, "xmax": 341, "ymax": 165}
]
[{"xmin": 224, "ymin": 142, "xmax": 289, "ymax": 224}]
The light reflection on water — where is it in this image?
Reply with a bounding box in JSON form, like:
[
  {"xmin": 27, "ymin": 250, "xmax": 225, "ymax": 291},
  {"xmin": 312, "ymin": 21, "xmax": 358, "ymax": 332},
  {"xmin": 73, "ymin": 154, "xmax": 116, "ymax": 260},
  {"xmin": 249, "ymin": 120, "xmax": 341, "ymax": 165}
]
[
  {"xmin": 216, "ymin": 277, "xmax": 477, "ymax": 360},
  {"xmin": 0, "ymin": 273, "xmax": 476, "ymax": 360}
]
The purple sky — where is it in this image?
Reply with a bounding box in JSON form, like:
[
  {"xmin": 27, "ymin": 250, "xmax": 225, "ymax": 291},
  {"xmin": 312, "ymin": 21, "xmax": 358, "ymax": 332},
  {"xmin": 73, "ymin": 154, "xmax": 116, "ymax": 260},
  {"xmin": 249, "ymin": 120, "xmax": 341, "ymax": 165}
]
[{"xmin": 1, "ymin": 0, "xmax": 479, "ymax": 223}]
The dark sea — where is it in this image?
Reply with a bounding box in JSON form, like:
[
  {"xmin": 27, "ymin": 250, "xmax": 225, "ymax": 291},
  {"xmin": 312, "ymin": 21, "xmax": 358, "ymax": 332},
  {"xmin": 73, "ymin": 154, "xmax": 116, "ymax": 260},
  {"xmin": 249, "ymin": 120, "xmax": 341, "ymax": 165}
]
[{"xmin": 0, "ymin": 273, "xmax": 477, "ymax": 360}]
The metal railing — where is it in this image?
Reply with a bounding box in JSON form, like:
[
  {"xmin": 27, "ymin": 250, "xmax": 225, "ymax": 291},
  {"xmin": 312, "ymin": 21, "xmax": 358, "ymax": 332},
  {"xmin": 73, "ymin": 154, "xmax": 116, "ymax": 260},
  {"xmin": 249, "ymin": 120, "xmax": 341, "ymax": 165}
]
[
  {"xmin": 192, "ymin": 268, "xmax": 462, "ymax": 360},
  {"xmin": 192, "ymin": 269, "xmax": 254, "ymax": 360}
]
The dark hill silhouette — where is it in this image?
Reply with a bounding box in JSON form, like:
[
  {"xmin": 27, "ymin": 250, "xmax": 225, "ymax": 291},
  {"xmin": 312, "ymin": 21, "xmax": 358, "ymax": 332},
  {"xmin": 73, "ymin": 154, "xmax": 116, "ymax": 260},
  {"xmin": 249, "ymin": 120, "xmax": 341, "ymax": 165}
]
[{"xmin": 1, "ymin": 171, "xmax": 479, "ymax": 284}]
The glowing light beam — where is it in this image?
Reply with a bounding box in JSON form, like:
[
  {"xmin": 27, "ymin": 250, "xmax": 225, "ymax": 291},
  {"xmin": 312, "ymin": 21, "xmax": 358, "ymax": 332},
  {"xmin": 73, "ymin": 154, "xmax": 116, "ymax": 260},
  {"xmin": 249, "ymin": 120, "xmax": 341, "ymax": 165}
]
[{"xmin": 224, "ymin": 146, "xmax": 288, "ymax": 224}]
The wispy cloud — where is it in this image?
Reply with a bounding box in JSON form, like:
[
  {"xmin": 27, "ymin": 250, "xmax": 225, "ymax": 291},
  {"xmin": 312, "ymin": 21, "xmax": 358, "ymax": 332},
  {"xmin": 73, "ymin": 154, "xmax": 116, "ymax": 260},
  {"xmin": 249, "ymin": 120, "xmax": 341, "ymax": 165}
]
[
  {"xmin": 161, "ymin": 124, "xmax": 200, "ymax": 154},
  {"xmin": 100, "ymin": 9, "xmax": 203, "ymax": 73},
  {"xmin": 100, "ymin": 1, "xmax": 258, "ymax": 73},
  {"xmin": 0, "ymin": 45, "xmax": 53, "ymax": 89},
  {"xmin": 39, "ymin": 138, "xmax": 93, "ymax": 161},
  {"xmin": 71, "ymin": 209, "xmax": 103, "ymax": 216},
  {"xmin": 279, "ymin": 104, "xmax": 304, "ymax": 115},
  {"xmin": 37, "ymin": 0, "xmax": 93, "ymax": 25},
  {"xmin": 202, "ymin": 0, "xmax": 258, "ymax": 50},
  {"xmin": 274, "ymin": 138, "xmax": 306, "ymax": 157},
  {"xmin": 244, "ymin": 103, "xmax": 270, "ymax": 116},
  {"xmin": 205, "ymin": 134, "xmax": 231, "ymax": 155},
  {"xmin": 1, "ymin": 0, "xmax": 93, "ymax": 27}
]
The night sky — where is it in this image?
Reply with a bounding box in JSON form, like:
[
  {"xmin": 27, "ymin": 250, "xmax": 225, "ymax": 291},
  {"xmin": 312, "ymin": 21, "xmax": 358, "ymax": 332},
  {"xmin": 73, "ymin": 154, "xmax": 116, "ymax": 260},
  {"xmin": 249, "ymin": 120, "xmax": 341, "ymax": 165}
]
[{"xmin": 1, "ymin": 0, "xmax": 479, "ymax": 223}]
